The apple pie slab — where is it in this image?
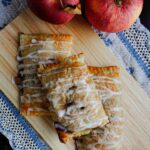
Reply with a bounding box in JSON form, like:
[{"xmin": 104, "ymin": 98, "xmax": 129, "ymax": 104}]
[
  {"xmin": 76, "ymin": 66, "xmax": 124, "ymax": 150},
  {"xmin": 38, "ymin": 53, "xmax": 108, "ymax": 143},
  {"xmin": 16, "ymin": 34, "xmax": 73, "ymax": 115}
]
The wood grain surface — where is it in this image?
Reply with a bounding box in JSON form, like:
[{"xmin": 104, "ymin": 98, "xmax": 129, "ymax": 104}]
[{"xmin": 0, "ymin": 8, "xmax": 150, "ymax": 150}]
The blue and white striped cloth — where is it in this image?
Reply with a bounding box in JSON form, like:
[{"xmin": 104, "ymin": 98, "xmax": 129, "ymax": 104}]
[
  {"xmin": 0, "ymin": 0, "xmax": 150, "ymax": 150},
  {"xmin": 0, "ymin": 91, "xmax": 50, "ymax": 150}
]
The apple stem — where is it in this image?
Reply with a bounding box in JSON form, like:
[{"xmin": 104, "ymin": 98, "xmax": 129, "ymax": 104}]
[
  {"xmin": 59, "ymin": 0, "xmax": 81, "ymax": 15},
  {"xmin": 60, "ymin": 0, "xmax": 64, "ymax": 8},
  {"xmin": 114, "ymin": 0, "xmax": 122, "ymax": 6},
  {"xmin": 63, "ymin": 3, "xmax": 81, "ymax": 15}
]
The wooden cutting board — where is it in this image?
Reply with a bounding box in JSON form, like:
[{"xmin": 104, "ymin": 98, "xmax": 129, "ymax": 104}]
[{"xmin": 0, "ymin": 8, "xmax": 150, "ymax": 150}]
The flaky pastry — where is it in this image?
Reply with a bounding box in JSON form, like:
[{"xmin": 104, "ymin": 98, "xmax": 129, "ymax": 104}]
[
  {"xmin": 38, "ymin": 54, "xmax": 108, "ymax": 143},
  {"xmin": 17, "ymin": 34, "xmax": 72, "ymax": 115},
  {"xmin": 76, "ymin": 66, "xmax": 124, "ymax": 150}
]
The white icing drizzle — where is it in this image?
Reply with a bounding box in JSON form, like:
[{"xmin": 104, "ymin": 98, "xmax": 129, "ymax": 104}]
[
  {"xmin": 18, "ymin": 60, "xmax": 55, "ymax": 69},
  {"xmin": 77, "ymin": 74, "xmax": 123, "ymax": 150},
  {"xmin": 79, "ymin": 116, "xmax": 108, "ymax": 132},
  {"xmin": 110, "ymin": 116, "xmax": 124, "ymax": 122},
  {"xmin": 27, "ymin": 107, "xmax": 49, "ymax": 113},
  {"xmin": 109, "ymin": 107, "xmax": 124, "ymax": 112},
  {"xmin": 20, "ymin": 70, "xmax": 36, "ymax": 76},
  {"xmin": 38, "ymin": 65, "xmax": 87, "ymax": 78},
  {"xmin": 22, "ymin": 78, "xmax": 38, "ymax": 83},
  {"xmin": 96, "ymin": 138, "xmax": 123, "ymax": 149},
  {"xmin": 44, "ymin": 68, "xmax": 107, "ymax": 132},
  {"xmin": 82, "ymin": 135, "xmax": 123, "ymax": 150},
  {"xmin": 21, "ymin": 79, "xmax": 39, "ymax": 87},
  {"xmin": 106, "ymin": 124, "xmax": 123, "ymax": 129},
  {"xmin": 31, "ymin": 107, "xmax": 48, "ymax": 112},
  {"xmin": 11, "ymin": 77, "xmax": 16, "ymax": 84},
  {"xmin": 93, "ymin": 76, "xmax": 121, "ymax": 84},
  {"xmin": 42, "ymin": 75, "xmax": 90, "ymax": 90},
  {"xmin": 105, "ymin": 130, "xmax": 121, "ymax": 138},
  {"xmin": 31, "ymin": 39, "xmax": 37, "ymax": 43},
  {"xmin": 29, "ymin": 93, "xmax": 44, "ymax": 98},
  {"xmin": 20, "ymin": 85, "xmax": 42, "ymax": 89},
  {"xmin": 98, "ymin": 88, "xmax": 122, "ymax": 103},
  {"xmin": 18, "ymin": 38, "xmax": 73, "ymax": 115},
  {"xmin": 27, "ymin": 108, "xmax": 34, "ymax": 112},
  {"xmin": 75, "ymin": 88, "xmax": 98, "ymax": 94},
  {"xmin": 21, "ymin": 94, "xmax": 44, "ymax": 103},
  {"xmin": 38, "ymin": 68, "xmax": 66, "ymax": 77},
  {"xmin": 37, "ymin": 49, "xmax": 70, "ymax": 54},
  {"xmin": 58, "ymin": 110, "xmax": 66, "ymax": 117},
  {"xmin": 17, "ymin": 49, "xmax": 71, "ymax": 61},
  {"xmin": 21, "ymin": 95, "xmax": 31, "ymax": 102},
  {"xmin": 18, "ymin": 63, "xmax": 37, "ymax": 69},
  {"xmin": 19, "ymin": 40, "xmax": 72, "ymax": 50}
]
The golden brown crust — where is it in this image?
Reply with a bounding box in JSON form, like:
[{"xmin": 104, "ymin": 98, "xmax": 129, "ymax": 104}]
[
  {"xmin": 54, "ymin": 122, "xmax": 73, "ymax": 143},
  {"xmin": 57, "ymin": 131, "xmax": 72, "ymax": 143},
  {"xmin": 38, "ymin": 53, "xmax": 85, "ymax": 73},
  {"xmin": 20, "ymin": 34, "xmax": 73, "ymax": 46},
  {"xmin": 38, "ymin": 54, "xmax": 108, "ymax": 143},
  {"xmin": 20, "ymin": 106, "xmax": 51, "ymax": 116},
  {"xmin": 19, "ymin": 34, "xmax": 73, "ymax": 62},
  {"xmin": 88, "ymin": 66, "xmax": 119, "ymax": 78},
  {"xmin": 89, "ymin": 66, "xmax": 120, "ymax": 92},
  {"xmin": 76, "ymin": 66, "xmax": 123, "ymax": 150},
  {"xmin": 56, "ymin": 128, "xmax": 94, "ymax": 143},
  {"xmin": 18, "ymin": 34, "xmax": 72, "ymax": 116}
]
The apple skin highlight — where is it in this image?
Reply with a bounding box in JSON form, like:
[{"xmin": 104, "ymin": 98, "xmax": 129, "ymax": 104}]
[
  {"xmin": 85, "ymin": 0, "xmax": 144, "ymax": 32},
  {"xmin": 27, "ymin": 0, "xmax": 80, "ymax": 24}
]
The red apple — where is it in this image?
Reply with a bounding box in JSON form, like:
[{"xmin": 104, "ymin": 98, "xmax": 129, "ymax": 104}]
[
  {"xmin": 27, "ymin": 0, "xmax": 80, "ymax": 24},
  {"xmin": 85, "ymin": 0, "xmax": 144, "ymax": 32}
]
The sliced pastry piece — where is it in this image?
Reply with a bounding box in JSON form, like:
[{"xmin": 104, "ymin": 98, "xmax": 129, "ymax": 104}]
[
  {"xmin": 38, "ymin": 54, "xmax": 108, "ymax": 143},
  {"xmin": 17, "ymin": 34, "xmax": 73, "ymax": 115},
  {"xmin": 76, "ymin": 66, "xmax": 124, "ymax": 150}
]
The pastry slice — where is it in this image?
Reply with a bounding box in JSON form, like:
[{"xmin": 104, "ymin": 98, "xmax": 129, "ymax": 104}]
[
  {"xmin": 38, "ymin": 54, "xmax": 108, "ymax": 143},
  {"xmin": 17, "ymin": 34, "xmax": 73, "ymax": 115},
  {"xmin": 76, "ymin": 66, "xmax": 124, "ymax": 150}
]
